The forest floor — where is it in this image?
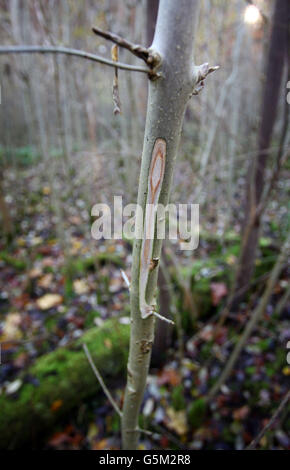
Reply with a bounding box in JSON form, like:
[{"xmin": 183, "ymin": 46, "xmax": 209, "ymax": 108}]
[{"xmin": 0, "ymin": 159, "xmax": 289, "ymax": 450}]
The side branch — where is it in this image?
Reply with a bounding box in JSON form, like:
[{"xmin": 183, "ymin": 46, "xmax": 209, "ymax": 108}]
[
  {"xmin": 92, "ymin": 27, "xmax": 160, "ymax": 69},
  {"xmin": 0, "ymin": 45, "xmax": 151, "ymax": 74},
  {"xmin": 83, "ymin": 343, "xmax": 122, "ymax": 417},
  {"xmin": 83, "ymin": 343, "xmax": 152, "ymax": 437},
  {"xmin": 192, "ymin": 62, "xmax": 220, "ymax": 95},
  {"xmin": 247, "ymin": 390, "xmax": 290, "ymax": 449}
]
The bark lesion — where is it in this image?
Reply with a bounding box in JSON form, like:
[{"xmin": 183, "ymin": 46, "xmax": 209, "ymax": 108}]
[
  {"xmin": 139, "ymin": 339, "xmax": 153, "ymax": 355},
  {"xmin": 139, "ymin": 138, "xmax": 166, "ymax": 321},
  {"xmin": 149, "ymin": 257, "xmax": 159, "ymax": 271}
]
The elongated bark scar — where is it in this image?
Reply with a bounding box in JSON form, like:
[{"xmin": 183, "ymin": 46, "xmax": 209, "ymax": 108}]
[{"xmin": 139, "ymin": 138, "xmax": 166, "ymax": 319}]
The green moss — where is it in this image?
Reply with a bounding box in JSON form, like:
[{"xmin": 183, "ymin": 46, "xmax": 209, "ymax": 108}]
[
  {"xmin": 0, "ymin": 319, "xmax": 129, "ymax": 449},
  {"xmin": 84, "ymin": 310, "xmax": 101, "ymax": 328},
  {"xmin": 63, "ymin": 275, "xmax": 74, "ymax": 300},
  {"xmin": 245, "ymin": 366, "xmax": 256, "ymax": 376},
  {"xmin": 188, "ymin": 398, "xmax": 207, "ymax": 429},
  {"xmin": 199, "ymin": 230, "xmax": 240, "ymax": 245},
  {"xmin": 63, "ymin": 253, "xmax": 124, "ymax": 278},
  {"xmin": 0, "ymin": 146, "xmax": 40, "ymax": 166},
  {"xmin": 172, "ymin": 384, "xmax": 186, "ymax": 411},
  {"xmin": 222, "ymin": 427, "xmax": 234, "ymax": 443},
  {"xmin": 256, "ymin": 338, "xmax": 271, "ymax": 352},
  {"xmin": 95, "ymin": 252, "xmax": 124, "ymax": 267},
  {"xmin": 200, "ymin": 342, "xmax": 213, "ymax": 361},
  {"xmin": 194, "ymin": 277, "xmax": 211, "ymax": 294},
  {"xmin": 254, "ymin": 254, "xmax": 276, "ymax": 279},
  {"xmin": 0, "ymin": 251, "xmax": 27, "ymax": 270},
  {"xmin": 244, "ymin": 379, "xmax": 269, "ymax": 396},
  {"xmin": 44, "ymin": 315, "xmax": 58, "ymax": 331},
  {"xmin": 265, "ymin": 364, "xmax": 275, "ymax": 378}
]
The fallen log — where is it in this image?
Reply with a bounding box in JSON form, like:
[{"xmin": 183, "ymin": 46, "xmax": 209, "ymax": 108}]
[{"xmin": 0, "ymin": 319, "xmax": 129, "ymax": 449}]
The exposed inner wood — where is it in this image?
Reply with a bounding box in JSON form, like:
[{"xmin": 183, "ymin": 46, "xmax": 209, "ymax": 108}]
[{"xmin": 139, "ymin": 138, "xmax": 166, "ymax": 319}]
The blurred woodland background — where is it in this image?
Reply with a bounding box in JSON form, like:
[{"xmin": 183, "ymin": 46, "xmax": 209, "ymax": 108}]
[{"xmin": 0, "ymin": 0, "xmax": 289, "ymax": 450}]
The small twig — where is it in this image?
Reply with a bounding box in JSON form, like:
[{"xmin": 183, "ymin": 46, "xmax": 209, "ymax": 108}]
[
  {"xmin": 196, "ymin": 63, "xmax": 220, "ymax": 82},
  {"xmin": 152, "ymin": 423, "xmax": 188, "ymax": 450},
  {"xmin": 127, "ymin": 427, "xmax": 155, "ymax": 437},
  {"xmin": 121, "ymin": 269, "xmax": 131, "ymax": 289},
  {"xmin": 83, "ymin": 343, "xmax": 153, "ymax": 437},
  {"xmin": 138, "ymin": 427, "xmax": 154, "ymax": 437},
  {"xmin": 92, "ymin": 26, "xmax": 158, "ymax": 67},
  {"xmin": 192, "ymin": 63, "xmax": 220, "ymax": 95},
  {"xmin": 0, "ymin": 46, "xmax": 151, "ymax": 74},
  {"xmin": 247, "ymin": 390, "xmax": 290, "ymax": 450},
  {"xmin": 83, "ymin": 343, "xmax": 122, "ymax": 417},
  {"xmin": 152, "ymin": 310, "xmax": 175, "ymax": 325}
]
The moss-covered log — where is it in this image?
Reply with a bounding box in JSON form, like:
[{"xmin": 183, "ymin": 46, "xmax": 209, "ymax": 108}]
[{"xmin": 0, "ymin": 320, "xmax": 129, "ymax": 449}]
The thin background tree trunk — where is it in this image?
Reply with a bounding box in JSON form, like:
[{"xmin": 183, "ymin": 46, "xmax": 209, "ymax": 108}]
[{"xmin": 231, "ymin": 0, "xmax": 289, "ymax": 308}]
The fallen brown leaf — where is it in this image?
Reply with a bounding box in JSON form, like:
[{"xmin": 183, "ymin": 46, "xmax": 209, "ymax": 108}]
[
  {"xmin": 37, "ymin": 293, "xmax": 63, "ymax": 310},
  {"xmin": 233, "ymin": 405, "xmax": 250, "ymax": 421},
  {"xmin": 166, "ymin": 407, "xmax": 188, "ymax": 436},
  {"xmin": 51, "ymin": 399, "xmax": 63, "ymax": 412}
]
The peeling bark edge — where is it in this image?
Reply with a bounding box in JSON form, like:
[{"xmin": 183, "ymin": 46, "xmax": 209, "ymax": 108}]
[{"xmin": 139, "ymin": 138, "xmax": 166, "ymax": 319}]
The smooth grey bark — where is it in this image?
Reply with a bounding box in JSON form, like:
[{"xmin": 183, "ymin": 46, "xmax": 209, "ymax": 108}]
[{"xmin": 121, "ymin": 0, "xmax": 202, "ymax": 450}]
